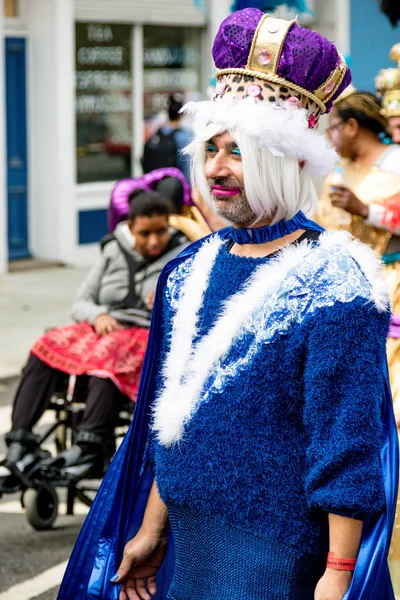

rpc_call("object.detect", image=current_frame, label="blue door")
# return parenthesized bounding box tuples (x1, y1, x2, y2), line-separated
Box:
(5, 38, 29, 259)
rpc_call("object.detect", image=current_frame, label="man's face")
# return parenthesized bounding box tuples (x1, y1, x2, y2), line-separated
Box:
(204, 132, 256, 226)
(389, 116, 400, 144)
(129, 214, 170, 259)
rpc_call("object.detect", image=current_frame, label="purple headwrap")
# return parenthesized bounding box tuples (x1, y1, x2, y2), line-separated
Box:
(108, 168, 192, 233)
(212, 8, 351, 112)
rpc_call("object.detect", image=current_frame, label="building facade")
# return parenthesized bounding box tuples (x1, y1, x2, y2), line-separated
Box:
(0, 0, 395, 273)
(0, 0, 210, 273)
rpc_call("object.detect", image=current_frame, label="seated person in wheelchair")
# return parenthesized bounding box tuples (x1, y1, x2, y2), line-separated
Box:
(0, 190, 188, 490)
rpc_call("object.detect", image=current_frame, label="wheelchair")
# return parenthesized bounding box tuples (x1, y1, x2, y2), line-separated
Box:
(1, 372, 132, 531)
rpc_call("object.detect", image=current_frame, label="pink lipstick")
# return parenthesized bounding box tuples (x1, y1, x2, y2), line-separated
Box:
(211, 185, 241, 197)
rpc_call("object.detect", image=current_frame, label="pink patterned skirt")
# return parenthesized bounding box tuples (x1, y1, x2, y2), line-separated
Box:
(31, 322, 149, 402)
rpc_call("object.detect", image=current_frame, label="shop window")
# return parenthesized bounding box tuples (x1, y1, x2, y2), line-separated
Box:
(75, 23, 132, 184)
(143, 26, 202, 140)
(4, 0, 19, 17)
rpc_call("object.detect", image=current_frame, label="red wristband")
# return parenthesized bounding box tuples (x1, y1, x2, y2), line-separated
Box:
(326, 552, 356, 571)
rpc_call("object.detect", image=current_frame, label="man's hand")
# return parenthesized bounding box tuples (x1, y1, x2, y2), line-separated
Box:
(330, 186, 369, 218)
(112, 482, 169, 599)
(94, 314, 122, 336)
(314, 569, 352, 600)
(112, 530, 168, 600)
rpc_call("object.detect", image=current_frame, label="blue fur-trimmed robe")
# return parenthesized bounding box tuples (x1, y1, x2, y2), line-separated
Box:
(57, 230, 398, 600)
(151, 230, 390, 599)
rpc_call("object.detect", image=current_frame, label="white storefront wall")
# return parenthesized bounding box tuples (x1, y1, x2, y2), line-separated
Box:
(0, 0, 350, 272)
(25, 0, 76, 265)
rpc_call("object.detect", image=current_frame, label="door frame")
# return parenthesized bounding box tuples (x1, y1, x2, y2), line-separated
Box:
(5, 35, 30, 260)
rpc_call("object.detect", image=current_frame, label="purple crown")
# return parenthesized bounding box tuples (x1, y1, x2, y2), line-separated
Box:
(212, 8, 351, 113)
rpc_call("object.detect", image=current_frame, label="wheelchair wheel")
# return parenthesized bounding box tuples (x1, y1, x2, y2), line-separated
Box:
(24, 486, 59, 531)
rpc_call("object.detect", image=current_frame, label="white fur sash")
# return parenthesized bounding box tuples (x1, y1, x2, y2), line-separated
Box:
(152, 231, 388, 447)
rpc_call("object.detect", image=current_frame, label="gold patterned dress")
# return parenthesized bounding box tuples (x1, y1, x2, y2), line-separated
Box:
(316, 153, 400, 596)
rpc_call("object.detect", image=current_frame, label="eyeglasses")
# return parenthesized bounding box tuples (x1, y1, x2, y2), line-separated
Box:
(326, 121, 345, 134)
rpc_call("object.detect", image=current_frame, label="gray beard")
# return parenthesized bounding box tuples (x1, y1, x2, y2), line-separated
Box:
(212, 194, 256, 226)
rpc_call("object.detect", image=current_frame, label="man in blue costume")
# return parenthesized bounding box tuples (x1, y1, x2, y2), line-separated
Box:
(58, 9, 399, 600)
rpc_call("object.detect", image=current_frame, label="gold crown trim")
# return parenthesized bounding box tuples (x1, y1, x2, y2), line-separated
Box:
(314, 55, 348, 105)
(247, 13, 270, 70)
(215, 68, 327, 113)
(247, 14, 297, 76)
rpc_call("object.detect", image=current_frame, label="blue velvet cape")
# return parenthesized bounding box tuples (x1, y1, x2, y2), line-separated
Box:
(57, 231, 399, 600)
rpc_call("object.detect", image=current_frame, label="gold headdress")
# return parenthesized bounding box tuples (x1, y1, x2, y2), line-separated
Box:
(375, 44, 400, 118)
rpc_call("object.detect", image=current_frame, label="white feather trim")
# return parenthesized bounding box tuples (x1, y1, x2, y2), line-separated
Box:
(153, 237, 314, 447)
(152, 236, 224, 445)
(319, 231, 389, 313)
(182, 98, 338, 177)
(153, 231, 389, 447)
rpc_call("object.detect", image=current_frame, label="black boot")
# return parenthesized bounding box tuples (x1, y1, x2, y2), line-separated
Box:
(4, 429, 38, 463)
(41, 430, 111, 479)
(0, 429, 40, 493)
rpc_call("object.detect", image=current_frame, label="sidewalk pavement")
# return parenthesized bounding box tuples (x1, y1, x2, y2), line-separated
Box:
(0, 266, 88, 381)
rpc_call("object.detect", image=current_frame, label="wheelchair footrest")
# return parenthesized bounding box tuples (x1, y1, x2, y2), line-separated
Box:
(40, 462, 95, 484)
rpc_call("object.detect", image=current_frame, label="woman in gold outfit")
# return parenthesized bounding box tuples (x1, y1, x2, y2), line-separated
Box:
(316, 89, 400, 597)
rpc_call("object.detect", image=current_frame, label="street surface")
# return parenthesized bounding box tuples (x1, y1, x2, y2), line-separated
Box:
(0, 379, 88, 600)
(0, 265, 94, 598)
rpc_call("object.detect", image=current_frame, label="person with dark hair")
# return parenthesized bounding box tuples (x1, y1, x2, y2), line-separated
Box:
(326, 91, 390, 155)
(167, 94, 183, 122)
(141, 94, 192, 179)
(0, 190, 188, 491)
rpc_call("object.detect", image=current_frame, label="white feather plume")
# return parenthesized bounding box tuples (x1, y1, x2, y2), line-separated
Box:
(182, 98, 338, 177)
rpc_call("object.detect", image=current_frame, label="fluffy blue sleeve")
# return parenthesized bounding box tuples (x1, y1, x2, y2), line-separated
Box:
(303, 296, 390, 519)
